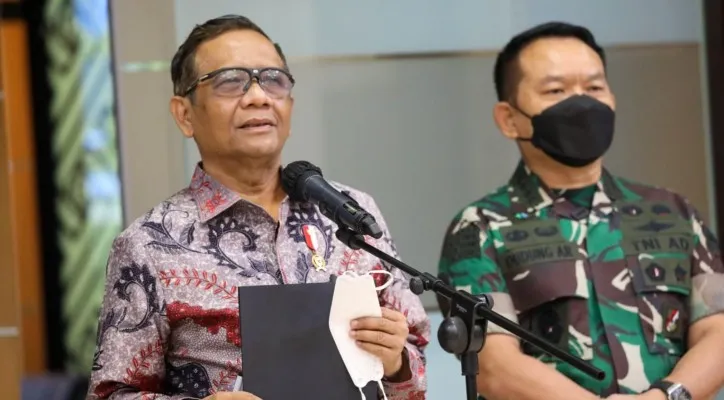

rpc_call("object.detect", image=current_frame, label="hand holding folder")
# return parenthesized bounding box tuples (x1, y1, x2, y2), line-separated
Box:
(237, 271, 397, 400)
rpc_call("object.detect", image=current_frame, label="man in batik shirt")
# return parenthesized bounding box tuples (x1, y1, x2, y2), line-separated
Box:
(88, 15, 429, 400)
(438, 22, 724, 400)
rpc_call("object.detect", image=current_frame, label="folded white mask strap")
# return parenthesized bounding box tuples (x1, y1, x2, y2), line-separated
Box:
(378, 380, 389, 400)
(366, 270, 394, 291)
(356, 381, 388, 400)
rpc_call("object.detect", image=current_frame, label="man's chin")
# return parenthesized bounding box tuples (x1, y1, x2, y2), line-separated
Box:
(230, 147, 284, 162)
(228, 136, 286, 156)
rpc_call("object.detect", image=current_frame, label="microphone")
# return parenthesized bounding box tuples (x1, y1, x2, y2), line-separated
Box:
(281, 161, 383, 239)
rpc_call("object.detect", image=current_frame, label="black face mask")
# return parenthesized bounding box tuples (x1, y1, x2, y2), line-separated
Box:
(516, 94, 616, 167)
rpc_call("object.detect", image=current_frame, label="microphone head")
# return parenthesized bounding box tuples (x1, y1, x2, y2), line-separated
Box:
(281, 160, 323, 202)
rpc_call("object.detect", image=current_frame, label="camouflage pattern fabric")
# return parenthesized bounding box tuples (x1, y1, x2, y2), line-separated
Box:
(437, 161, 724, 397)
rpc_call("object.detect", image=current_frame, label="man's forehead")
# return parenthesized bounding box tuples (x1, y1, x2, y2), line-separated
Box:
(195, 29, 283, 72)
(518, 37, 604, 79)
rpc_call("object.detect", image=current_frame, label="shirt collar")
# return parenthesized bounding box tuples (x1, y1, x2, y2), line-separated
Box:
(189, 163, 243, 222)
(507, 160, 623, 215)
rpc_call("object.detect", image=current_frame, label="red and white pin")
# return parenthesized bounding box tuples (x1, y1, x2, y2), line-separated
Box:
(302, 225, 327, 271)
(665, 309, 680, 333)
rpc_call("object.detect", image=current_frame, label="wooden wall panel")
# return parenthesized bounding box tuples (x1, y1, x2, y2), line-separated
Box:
(0, 27, 22, 398)
(0, 7, 48, 390)
(1, 3, 25, 399)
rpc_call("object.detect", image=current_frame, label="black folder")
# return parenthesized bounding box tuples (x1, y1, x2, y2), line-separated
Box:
(238, 279, 378, 399)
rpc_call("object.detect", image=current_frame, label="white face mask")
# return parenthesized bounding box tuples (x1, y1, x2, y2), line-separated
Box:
(328, 270, 394, 400)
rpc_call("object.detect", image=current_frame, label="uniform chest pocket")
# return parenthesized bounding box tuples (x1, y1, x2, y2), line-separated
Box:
(620, 202, 693, 356)
(499, 221, 593, 361)
(626, 255, 692, 356)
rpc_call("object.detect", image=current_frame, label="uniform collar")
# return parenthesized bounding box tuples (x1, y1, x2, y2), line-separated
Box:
(507, 160, 624, 217)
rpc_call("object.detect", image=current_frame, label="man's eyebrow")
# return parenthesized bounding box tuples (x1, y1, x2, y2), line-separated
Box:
(538, 72, 606, 84)
(539, 75, 565, 85)
(586, 72, 606, 81)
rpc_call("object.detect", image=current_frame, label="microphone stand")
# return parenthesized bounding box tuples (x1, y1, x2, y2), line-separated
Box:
(335, 228, 605, 400)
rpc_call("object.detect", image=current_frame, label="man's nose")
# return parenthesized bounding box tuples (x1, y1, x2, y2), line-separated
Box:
(572, 86, 586, 95)
(242, 80, 269, 106)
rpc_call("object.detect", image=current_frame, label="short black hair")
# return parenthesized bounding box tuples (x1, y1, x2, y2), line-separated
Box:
(171, 14, 288, 96)
(493, 21, 606, 102)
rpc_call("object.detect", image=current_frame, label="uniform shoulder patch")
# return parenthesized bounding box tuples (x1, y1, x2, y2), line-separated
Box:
(442, 223, 482, 264)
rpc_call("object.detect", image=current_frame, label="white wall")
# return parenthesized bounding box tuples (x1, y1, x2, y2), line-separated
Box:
(173, 0, 702, 57)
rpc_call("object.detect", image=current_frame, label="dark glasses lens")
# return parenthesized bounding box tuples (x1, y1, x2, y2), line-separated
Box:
(210, 68, 294, 98)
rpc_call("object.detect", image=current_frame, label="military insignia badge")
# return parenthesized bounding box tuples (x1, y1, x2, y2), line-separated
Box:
(303, 225, 327, 271)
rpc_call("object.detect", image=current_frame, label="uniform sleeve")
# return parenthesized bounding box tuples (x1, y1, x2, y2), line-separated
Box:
(87, 235, 178, 400)
(357, 195, 429, 400)
(685, 201, 724, 324)
(437, 205, 518, 335)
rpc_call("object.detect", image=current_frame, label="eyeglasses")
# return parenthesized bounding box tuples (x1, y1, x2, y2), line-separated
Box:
(183, 67, 295, 99)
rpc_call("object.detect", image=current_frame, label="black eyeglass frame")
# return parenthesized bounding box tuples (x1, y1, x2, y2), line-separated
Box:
(182, 67, 296, 97)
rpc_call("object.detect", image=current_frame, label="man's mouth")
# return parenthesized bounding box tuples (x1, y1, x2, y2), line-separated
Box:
(240, 119, 275, 129)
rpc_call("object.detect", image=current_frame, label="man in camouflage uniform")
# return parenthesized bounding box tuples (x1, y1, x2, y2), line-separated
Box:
(437, 22, 724, 400)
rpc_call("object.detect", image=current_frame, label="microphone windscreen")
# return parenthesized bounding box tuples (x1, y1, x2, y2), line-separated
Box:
(281, 160, 322, 201)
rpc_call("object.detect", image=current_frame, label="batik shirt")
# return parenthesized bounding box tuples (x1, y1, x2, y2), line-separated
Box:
(438, 161, 724, 397)
(88, 164, 430, 400)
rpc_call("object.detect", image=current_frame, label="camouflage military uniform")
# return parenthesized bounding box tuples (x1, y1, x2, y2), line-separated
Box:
(438, 161, 724, 397)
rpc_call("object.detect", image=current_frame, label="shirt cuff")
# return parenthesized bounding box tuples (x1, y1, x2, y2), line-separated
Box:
(381, 344, 426, 398)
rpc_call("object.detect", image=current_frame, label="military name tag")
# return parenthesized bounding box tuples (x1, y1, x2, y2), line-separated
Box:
(622, 233, 693, 256)
(502, 242, 578, 271)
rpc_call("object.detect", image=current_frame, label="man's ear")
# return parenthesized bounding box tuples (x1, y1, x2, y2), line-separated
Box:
(493, 101, 522, 140)
(170, 95, 194, 138)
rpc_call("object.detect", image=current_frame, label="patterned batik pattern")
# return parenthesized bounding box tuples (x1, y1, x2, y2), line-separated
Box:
(88, 164, 430, 400)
